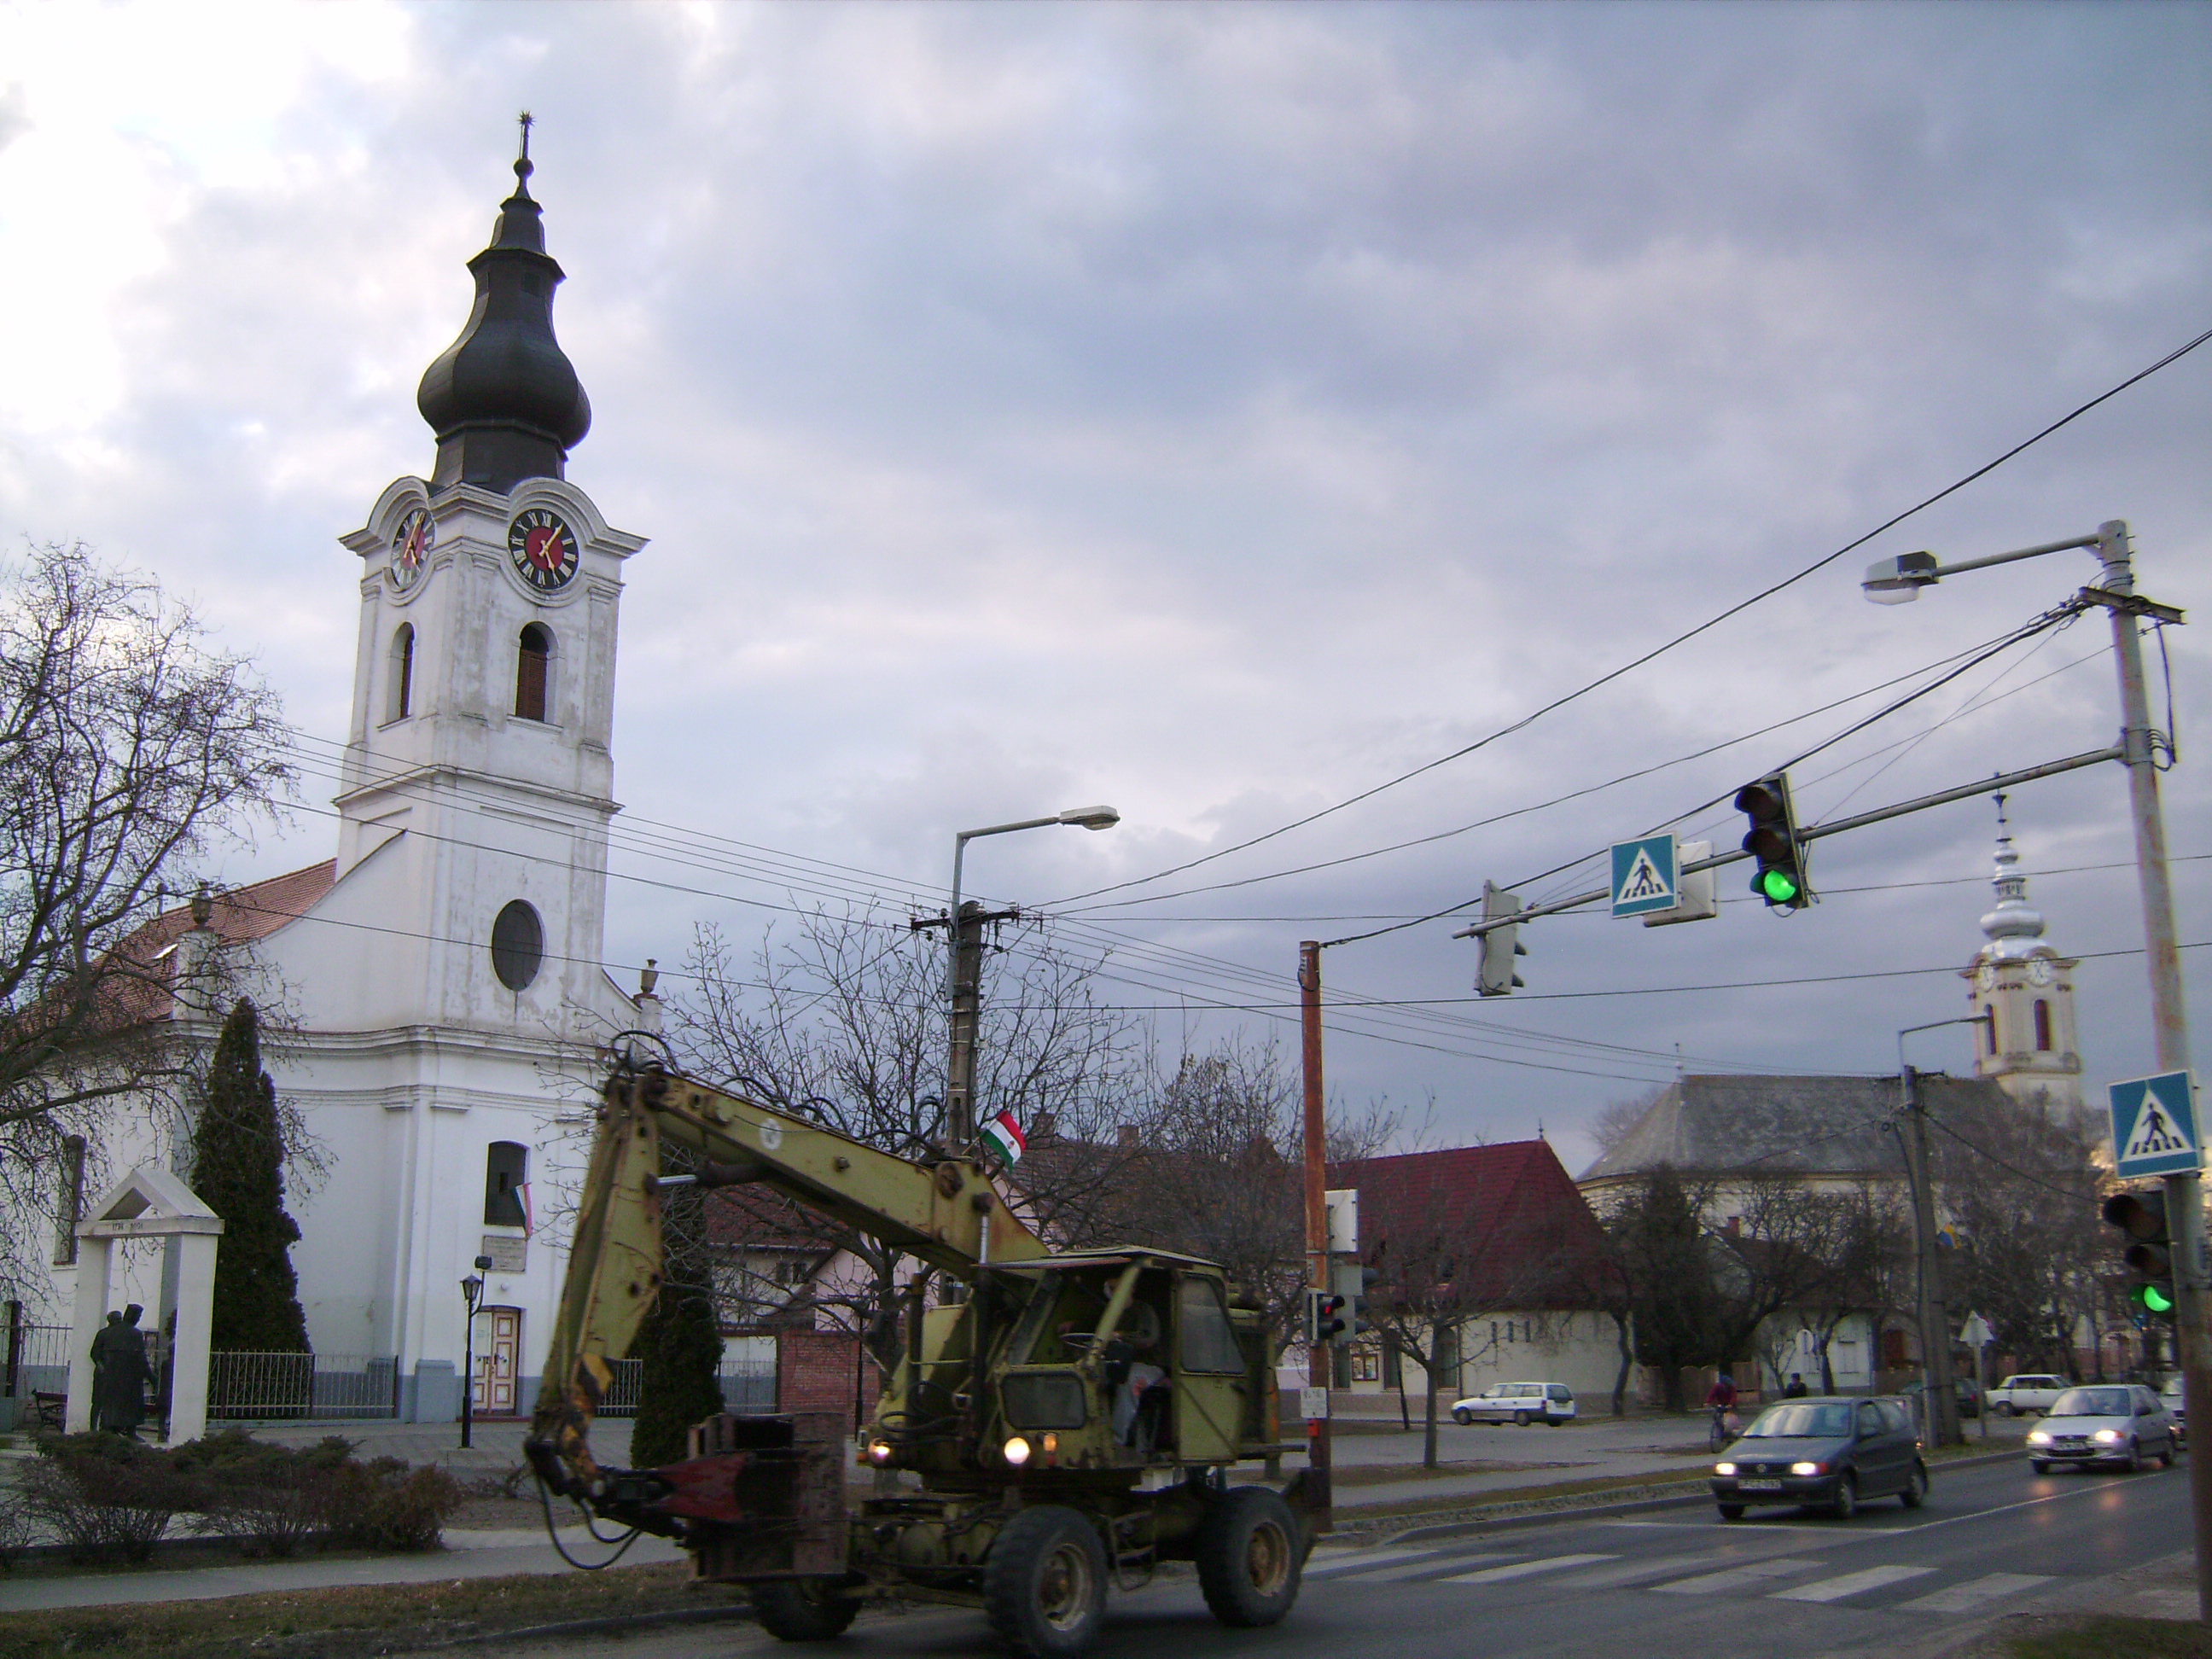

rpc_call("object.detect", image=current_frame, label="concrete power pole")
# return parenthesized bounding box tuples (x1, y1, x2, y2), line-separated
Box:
(1900, 1065, 1961, 1447)
(1300, 940, 1333, 1530)
(2094, 522, 2211, 1621)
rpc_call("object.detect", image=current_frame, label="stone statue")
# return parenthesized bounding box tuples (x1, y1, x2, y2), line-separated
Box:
(89, 1304, 153, 1438)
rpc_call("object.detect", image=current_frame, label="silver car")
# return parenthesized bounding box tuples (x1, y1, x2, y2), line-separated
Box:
(1451, 1382, 1577, 1426)
(2026, 1383, 2179, 1473)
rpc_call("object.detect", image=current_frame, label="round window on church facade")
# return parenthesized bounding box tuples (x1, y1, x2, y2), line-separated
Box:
(491, 900, 544, 991)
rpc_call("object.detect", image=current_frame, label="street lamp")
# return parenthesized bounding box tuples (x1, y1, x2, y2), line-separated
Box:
(1892, 1015, 1992, 1450)
(459, 1254, 492, 1450)
(1866, 521, 2209, 1610)
(940, 806, 1120, 1150)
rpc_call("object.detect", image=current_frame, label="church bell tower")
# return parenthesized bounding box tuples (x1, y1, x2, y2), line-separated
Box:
(331, 119, 643, 1036)
(1961, 797, 2083, 1118)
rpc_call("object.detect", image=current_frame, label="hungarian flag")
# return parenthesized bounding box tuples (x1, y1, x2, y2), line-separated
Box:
(981, 1109, 1026, 1169)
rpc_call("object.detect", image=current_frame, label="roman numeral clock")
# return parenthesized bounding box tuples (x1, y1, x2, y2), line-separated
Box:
(509, 507, 580, 592)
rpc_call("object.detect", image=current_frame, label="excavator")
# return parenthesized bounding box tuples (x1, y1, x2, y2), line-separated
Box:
(524, 1054, 1324, 1656)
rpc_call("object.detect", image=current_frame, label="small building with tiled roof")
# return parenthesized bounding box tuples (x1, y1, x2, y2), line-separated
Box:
(1325, 1139, 1625, 1404)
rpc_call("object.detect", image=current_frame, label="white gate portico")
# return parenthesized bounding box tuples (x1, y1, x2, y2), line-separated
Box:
(67, 1166, 223, 1444)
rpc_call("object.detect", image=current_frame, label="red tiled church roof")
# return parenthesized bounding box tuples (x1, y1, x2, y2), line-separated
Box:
(1330, 1140, 1615, 1308)
(100, 861, 336, 1027)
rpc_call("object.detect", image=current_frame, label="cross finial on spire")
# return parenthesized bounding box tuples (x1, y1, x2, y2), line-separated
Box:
(513, 111, 535, 195)
(1994, 790, 2009, 833)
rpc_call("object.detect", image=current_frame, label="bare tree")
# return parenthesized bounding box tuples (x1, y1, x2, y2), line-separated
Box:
(1586, 1086, 1665, 1157)
(668, 907, 1153, 1377)
(1929, 1091, 2104, 1378)
(0, 543, 293, 1304)
(1094, 1036, 1407, 1359)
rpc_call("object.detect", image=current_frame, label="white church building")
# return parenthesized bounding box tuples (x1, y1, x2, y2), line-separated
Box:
(27, 140, 652, 1423)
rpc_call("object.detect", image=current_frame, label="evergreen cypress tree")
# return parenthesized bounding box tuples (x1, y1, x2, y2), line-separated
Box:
(627, 1171, 725, 1467)
(190, 999, 311, 1353)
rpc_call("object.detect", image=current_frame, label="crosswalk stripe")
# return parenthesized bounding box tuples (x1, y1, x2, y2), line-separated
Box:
(1344, 1553, 1521, 1585)
(1441, 1552, 1617, 1586)
(1552, 1553, 1731, 1590)
(1655, 1557, 1826, 1596)
(1303, 1547, 1442, 1579)
(1896, 1573, 2053, 1614)
(1770, 1564, 1937, 1604)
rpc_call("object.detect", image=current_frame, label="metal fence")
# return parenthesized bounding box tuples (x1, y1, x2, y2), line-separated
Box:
(595, 1358, 777, 1417)
(207, 1352, 399, 1420)
(2, 1321, 73, 1412)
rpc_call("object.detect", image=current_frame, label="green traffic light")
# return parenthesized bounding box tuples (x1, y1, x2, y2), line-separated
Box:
(1758, 869, 1801, 904)
(2140, 1283, 2177, 1316)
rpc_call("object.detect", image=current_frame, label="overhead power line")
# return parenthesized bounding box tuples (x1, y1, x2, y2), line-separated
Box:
(1046, 322, 2212, 914)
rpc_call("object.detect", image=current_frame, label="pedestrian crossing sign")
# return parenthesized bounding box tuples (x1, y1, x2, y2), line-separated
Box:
(2110, 1070, 2202, 1178)
(1610, 834, 1679, 918)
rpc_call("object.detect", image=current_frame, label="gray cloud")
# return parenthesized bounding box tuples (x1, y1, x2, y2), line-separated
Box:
(3, 2, 2207, 1176)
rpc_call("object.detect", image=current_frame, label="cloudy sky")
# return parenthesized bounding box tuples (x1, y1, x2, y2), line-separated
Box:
(3, 1, 2209, 1173)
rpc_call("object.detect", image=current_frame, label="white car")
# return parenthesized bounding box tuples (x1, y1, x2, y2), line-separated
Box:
(1987, 1373, 2069, 1417)
(2162, 1376, 2186, 1444)
(1451, 1382, 1577, 1426)
(2027, 1383, 2179, 1472)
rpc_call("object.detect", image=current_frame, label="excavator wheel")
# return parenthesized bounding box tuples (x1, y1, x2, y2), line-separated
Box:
(983, 1505, 1107, 1657)
(1196, 1487, 1301, 1628)
(752, 1579, 859, 1642)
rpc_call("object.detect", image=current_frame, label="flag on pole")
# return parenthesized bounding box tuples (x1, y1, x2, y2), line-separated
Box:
(981, 1109, 1026, 1169)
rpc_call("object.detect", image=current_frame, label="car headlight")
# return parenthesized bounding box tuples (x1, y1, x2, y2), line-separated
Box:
(2093, 1429, 2122, 1445)
(1003, 1435, 1033, 1466)
(1790, 1461, 1825, 1476)
(2026, 1430, 2050, 1445)
(1713, 1462, 1737, 1476)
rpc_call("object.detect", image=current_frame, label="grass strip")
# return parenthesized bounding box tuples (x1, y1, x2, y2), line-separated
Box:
(2005, 1614, 2212, 1658)
(0, 1563, 742, 1659)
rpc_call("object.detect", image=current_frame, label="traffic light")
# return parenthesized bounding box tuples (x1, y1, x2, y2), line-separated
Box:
(1306, 1288, 1348, 1347)
(1735, 772, 1810, 911)
(2104, 1189, 2176, 1321)
(1477, 881, 1527, 996)
(1330, 1261, 1382, 1348)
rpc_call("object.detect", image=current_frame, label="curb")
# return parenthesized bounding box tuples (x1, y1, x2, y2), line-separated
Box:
(1335, 1446, 2031, 1549)
(428, 1604, 757, 1650)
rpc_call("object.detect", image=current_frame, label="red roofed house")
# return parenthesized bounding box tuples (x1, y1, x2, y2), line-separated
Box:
(1330, 1140, 1623, 1405)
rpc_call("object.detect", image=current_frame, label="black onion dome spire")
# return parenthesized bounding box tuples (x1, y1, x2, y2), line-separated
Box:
(417, 114, 591, 494)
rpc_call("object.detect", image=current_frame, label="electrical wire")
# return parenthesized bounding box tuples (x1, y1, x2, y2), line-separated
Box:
(1318, 597, 2087, 946)
(1043, 322, 2212, 913)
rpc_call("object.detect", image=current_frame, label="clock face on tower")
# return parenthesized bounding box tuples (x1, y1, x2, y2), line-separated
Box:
(2028, 958, 2054, 987)
(508, 509, 579, 592)
(391, 507, 434, 591)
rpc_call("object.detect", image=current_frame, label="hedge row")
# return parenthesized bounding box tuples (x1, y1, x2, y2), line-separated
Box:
(7, 1430, 465, 1565)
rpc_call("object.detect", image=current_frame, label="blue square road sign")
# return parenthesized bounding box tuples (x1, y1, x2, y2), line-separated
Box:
(1610, 834, 1679, 919)
(2110, 1070, 2201, 1179)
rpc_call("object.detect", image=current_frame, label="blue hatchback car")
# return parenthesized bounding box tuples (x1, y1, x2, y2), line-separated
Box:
(1710, 1396, 1929, 1520)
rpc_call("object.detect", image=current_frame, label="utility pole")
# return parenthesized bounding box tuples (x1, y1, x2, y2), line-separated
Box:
(1299, 940, 1332, 1530)
(911, 899, 1021, 1153)
(2093, 521, 2212, 1619)
(1899, 1065, 1961, 1447)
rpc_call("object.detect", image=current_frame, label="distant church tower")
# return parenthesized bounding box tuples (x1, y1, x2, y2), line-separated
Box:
(1962, 796, 2082, 1117)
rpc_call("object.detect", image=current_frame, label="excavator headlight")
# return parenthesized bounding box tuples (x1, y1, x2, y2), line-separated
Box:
(1002, 1435, 1033, 1468)
(866, 1440, 894, 1465)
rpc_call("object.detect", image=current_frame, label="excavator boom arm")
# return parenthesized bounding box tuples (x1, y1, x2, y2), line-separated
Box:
(528, 1065, 1045, 1499)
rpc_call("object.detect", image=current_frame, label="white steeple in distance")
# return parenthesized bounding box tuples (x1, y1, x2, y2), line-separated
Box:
(1962, 794, 2082, 1116)
(1976, 797, 2048, 962)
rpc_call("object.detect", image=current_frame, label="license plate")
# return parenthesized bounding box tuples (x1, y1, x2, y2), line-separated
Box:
(1738, 1478, 1784, 1491)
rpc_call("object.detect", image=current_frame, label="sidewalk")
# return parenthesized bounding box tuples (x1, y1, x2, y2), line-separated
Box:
(0, 1411, 2034, 1614)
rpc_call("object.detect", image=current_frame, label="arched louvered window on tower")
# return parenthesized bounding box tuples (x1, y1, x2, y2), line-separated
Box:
(389, 624, 414, 720)
(515, 624, 551, 722)
(2034, 998, 2052, 1052)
